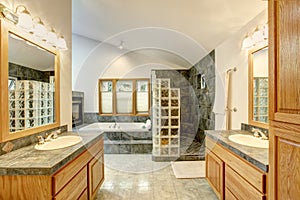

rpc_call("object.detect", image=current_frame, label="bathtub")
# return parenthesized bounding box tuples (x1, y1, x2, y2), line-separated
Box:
(79, 122, 150, 132)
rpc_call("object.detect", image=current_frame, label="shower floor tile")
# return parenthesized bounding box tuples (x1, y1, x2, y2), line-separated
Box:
(96, 154, 217, 200)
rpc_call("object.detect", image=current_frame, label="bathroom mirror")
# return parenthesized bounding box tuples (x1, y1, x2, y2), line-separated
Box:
(0, 19, 60, 142)
(248, 46, 268, 129)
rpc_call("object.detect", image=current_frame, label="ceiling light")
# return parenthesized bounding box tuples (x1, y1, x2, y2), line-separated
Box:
(56, 36, 68, 50)
(15, 5, 33, 31)
(118, 41, 124, 50)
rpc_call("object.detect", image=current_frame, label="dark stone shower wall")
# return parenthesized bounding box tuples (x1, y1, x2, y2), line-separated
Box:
(153, 50, 215, 157)
(190, 50, 215, 143)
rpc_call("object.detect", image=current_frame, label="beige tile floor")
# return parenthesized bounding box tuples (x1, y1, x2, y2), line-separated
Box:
(96, 154, 218, 200)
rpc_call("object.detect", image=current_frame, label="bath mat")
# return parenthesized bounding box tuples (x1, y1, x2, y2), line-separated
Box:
(171, 161, 205, 179)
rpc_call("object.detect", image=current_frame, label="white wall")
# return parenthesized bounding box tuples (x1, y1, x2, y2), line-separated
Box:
(3, 0, 72, 130)
(214, 9, 268, 130)
(72, 34, 191, 112)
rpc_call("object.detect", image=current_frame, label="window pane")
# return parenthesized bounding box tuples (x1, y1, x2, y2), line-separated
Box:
(116, 80, 133, 114)
(101, 81, 113, 114)
(136, 80, 148, 113)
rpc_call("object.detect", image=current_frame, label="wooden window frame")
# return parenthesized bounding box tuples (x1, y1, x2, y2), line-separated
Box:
(98, 78, 150, 116)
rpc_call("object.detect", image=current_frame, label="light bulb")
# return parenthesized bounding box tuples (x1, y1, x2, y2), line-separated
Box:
(16, 5, 33, 31)
(46, 28, 58, 45)
(252, 27, 264, 44)
(242, 35, 253, 49)
(33, 18, 47, 38)
(56, 36, 68, 50)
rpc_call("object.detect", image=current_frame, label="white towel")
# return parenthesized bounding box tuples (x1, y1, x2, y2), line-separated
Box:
(213, 69, 226, 130)
(145, 119, 151, 130)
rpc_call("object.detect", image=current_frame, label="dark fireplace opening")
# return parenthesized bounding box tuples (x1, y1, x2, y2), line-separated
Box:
(72, 91, 84, 127)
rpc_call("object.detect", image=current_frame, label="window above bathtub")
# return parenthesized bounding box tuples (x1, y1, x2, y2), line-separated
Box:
(98, 79, 150, 116)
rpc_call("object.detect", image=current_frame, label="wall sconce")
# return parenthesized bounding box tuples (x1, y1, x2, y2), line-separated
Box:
(0, 3, 68, 51)
(242, 23, 268, 50)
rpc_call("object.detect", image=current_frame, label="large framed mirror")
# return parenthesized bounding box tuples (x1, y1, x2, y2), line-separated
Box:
(0, 19, 60, 142)
(248, 46, 268, 129)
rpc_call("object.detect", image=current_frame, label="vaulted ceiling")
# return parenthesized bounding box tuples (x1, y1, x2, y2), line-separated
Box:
(73, 0, 267, 65)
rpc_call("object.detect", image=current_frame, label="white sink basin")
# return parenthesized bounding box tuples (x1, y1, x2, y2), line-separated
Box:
(35, 136, 82, 151)
(228, 134, 269, 148)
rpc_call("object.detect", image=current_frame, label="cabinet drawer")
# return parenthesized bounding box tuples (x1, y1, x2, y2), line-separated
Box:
(225, 165, 266, 200)
(53, 150, 90, 194)
(206, 137, 266, 193)
(53, 138, 103, 194)
(54, 166, 87, 200)
(78, 188, 88, 200)
(225, 187, 237, 200)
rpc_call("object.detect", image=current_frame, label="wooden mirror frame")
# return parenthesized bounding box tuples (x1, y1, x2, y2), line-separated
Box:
(0, 19, 60, 142)
(248, 45, 268, 129)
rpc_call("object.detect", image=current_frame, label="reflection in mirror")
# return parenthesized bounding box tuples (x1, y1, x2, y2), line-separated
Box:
(249, 46, 268, 128)
(8, 33, 55, 133)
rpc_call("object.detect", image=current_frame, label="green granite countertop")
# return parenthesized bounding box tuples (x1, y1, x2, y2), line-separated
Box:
(205, 130, 268, 172)
(0, 131, 103, 176)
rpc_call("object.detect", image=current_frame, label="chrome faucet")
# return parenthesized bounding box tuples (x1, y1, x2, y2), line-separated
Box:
(37, 136, 45, 145)
(252, 128, 268, 140)
(45, 130, 60, 142)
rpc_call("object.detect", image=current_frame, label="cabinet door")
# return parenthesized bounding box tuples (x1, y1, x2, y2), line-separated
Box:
(88, 150, 104, 200)
(205, 150, 224, 199)
(269, 0, 300, 124)
(269, 0, 300, 199)
(269, 125, 300, 200)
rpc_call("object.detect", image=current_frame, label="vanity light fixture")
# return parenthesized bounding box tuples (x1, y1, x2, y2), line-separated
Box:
(242, 34, 253, 50)
(252, 26, 264, 44)
(0, 3, 18, 24)
(46, 28, 58, 45)
(32, 17, 47, 38)
(56, 36, 68, 50)
(15, 5, 33, 31)
(242, 23, 268, 50)
(263, 24, 268, 40)
(0, 3, 68, 51)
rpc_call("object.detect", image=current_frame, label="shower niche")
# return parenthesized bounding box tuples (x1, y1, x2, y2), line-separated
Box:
(152, 78, 181, 161)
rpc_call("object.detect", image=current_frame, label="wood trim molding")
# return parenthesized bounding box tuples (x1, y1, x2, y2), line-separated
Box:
(0, 19, 61, 142)
(248, 45, 269, 130)
(98, 78, 150, 116)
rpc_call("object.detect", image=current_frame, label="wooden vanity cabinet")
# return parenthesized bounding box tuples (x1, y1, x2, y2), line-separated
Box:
(53, 138, 104, 200)
(0, 137, 104, 200)
(205, 137, 267, 200)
